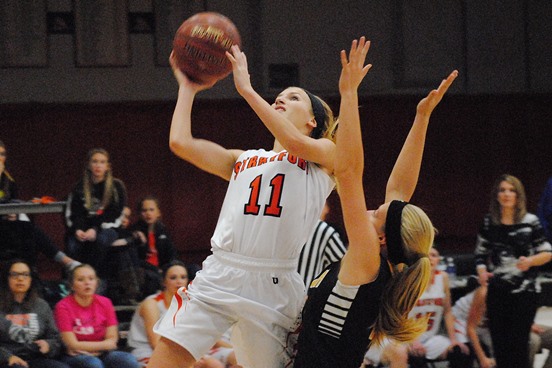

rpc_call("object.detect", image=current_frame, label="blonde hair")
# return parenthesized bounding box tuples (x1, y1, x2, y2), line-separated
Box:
(319, 98, 338, 143)
(83, 148, 117, 210)
(371, 204, 434, 345)
(489, 174, 527, 224)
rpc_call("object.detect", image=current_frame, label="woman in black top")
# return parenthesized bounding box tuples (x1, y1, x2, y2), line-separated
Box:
(475, 174, 552, 368)
(127, 196, 177, 298)
(65, 148, 127, 279)
(130, 196, 176, 269)
(292, 38, 458, 367)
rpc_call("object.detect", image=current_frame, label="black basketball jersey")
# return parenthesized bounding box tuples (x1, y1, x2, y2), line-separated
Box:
(294, 257, 392, 367)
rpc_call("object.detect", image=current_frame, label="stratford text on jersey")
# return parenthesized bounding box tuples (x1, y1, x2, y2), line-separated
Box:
(233, 151, 308, 180)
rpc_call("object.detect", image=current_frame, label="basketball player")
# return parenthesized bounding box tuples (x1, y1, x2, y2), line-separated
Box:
(292, 38, 458, 367)
(147, 43, 339, 367)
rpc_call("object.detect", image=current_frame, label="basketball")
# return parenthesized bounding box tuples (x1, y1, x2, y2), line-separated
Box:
(173, 12, 241, 85)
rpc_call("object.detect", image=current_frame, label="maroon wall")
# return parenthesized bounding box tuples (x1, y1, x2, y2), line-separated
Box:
(2, 94, 551, 278)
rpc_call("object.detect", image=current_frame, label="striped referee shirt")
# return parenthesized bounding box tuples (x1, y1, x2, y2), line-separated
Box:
(298, 220, 347, 287)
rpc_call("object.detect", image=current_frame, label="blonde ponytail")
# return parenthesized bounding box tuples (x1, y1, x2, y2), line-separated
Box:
(371, 204, 435, 345)
(371, 257, 431, 345)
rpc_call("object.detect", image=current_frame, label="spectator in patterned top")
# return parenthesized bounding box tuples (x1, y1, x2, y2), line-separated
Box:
(463, 282, 552, 368)
(475, 174, 552, 368)
(297, 199, 347, 287)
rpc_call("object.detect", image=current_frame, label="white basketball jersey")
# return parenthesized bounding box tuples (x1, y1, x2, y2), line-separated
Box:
(409, 271, 446, 341)
(452, 290, 475, 343)
(211, 149, 335, 260)
(127, 292, 167, 349)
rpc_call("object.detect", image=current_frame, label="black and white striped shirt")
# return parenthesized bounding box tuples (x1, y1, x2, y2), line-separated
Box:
(475, 213, 552, 293)
(297, 220, 347, 287)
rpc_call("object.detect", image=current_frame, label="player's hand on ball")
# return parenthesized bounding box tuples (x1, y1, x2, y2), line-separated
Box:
(169, 51, 216, 92)
(226, 45, 253, 97)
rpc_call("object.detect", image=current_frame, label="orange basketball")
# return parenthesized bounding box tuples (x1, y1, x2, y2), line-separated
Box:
(173, 12, 241, 85)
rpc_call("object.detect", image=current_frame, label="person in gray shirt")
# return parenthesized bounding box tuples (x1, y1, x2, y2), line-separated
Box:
(0, 259, 68, 368)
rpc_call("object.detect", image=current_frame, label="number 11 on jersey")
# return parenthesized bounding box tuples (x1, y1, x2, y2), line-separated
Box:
(244, 174, 285, 217)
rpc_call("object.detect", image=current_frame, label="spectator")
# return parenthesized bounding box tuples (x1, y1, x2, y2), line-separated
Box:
(106, 206, 142, 305)
(128, 261, 237, 368)
(297, 200, 347, 287)
(465, 283, 552, 368)
(0, 213, 80, 272)
(475, 174, 552, 368)
(64, 148, 127, 279)
(111, 197, 177, 301)
(0, 259, 69, 368)
(129, 196, 177, 297)
(121, 206, 132, 229)
(0, 140, 17, 203)
(54, 264, 138, 368)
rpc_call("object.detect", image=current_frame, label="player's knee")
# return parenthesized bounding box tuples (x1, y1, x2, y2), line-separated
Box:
(148, 337, 196, 368)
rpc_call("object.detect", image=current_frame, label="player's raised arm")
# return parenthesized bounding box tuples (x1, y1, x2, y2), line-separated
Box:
(168, 52, 243, 181)
(385, 70, 458, 203)
(226, 45, 336, 171)
(334, 37, 379, 283)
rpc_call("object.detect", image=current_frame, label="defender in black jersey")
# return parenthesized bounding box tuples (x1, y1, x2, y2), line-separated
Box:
(293, 38, 458, 367)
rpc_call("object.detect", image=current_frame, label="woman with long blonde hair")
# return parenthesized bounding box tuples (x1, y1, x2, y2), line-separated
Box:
(65, 148, 127, 279)
(292, 37, 458, 367)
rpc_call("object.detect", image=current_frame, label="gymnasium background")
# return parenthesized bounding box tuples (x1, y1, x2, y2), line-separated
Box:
(1, 1, 551, 277)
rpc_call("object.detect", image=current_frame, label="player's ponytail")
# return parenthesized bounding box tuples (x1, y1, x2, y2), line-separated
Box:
(371, 256, 431, 345)
(371, 204, 434, 345)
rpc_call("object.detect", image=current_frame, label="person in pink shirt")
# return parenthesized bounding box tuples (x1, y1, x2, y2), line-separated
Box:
(54, 264, 138, 368)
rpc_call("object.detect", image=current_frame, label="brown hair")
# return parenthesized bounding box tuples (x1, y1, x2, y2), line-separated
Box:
(137, 195, 161, 215)
(489, 174, 527, 224)
(0, 259, 40, 312)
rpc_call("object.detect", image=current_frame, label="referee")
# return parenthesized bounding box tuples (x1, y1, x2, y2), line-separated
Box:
(297, 201, 347, 286)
